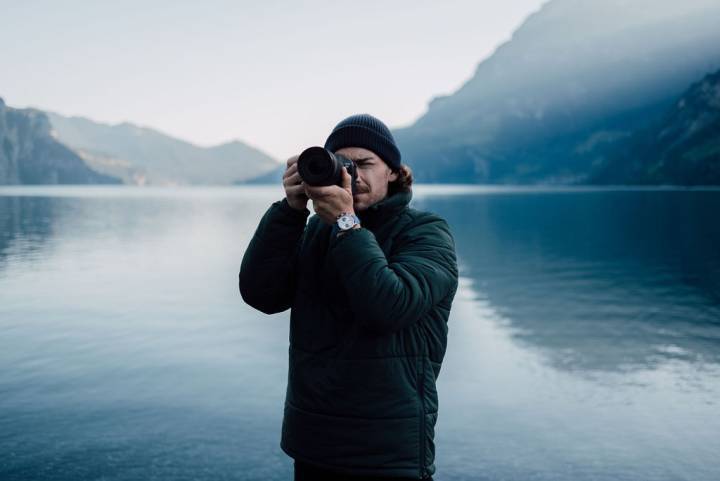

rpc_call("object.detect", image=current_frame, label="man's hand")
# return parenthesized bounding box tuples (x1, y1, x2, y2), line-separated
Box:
(283, 155, 309, 211)
(304, 167, 355, 225)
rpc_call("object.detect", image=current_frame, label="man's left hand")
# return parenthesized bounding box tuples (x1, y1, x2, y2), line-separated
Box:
(304, 167, 354, 224)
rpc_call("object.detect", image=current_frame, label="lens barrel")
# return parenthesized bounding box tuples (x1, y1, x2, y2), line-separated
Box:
(297, 147, 340, 186)
(297, 147, 356, 192)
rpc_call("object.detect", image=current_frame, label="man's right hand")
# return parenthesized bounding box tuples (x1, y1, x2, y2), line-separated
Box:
(283, 155, 309, 211)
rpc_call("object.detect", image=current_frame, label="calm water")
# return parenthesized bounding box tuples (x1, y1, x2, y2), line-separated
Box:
(1, 185, 719, 481)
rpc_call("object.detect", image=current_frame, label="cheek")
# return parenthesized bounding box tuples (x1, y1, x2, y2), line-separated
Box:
(358, 168, 388, 191)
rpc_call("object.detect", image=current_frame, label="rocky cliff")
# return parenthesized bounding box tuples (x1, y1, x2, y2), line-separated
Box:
(0, 98, 120, 185)
(394, 0, 720, 184)
(591, 69, 720, 185)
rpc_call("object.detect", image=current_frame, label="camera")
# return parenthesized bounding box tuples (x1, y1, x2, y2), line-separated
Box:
(297, 146, 358, 194)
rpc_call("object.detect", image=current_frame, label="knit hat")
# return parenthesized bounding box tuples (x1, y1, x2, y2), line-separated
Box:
(324, 114, 402, 170)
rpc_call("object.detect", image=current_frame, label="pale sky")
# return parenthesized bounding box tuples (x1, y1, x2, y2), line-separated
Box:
(0, 0, 545, 161)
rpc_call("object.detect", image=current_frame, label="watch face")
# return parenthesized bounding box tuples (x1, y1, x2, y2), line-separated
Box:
(338, 214, 355, 230)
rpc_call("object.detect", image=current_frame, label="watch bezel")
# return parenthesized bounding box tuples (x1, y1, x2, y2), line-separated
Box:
(336, 212, 359, 231)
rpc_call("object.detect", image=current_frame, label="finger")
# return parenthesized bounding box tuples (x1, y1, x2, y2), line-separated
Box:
(286, 155, 299, 167)
(305, 184, 338, 197)
(286, 184, 307, 197)
(283, 171, 302, 186)
(283, 162, 298, 179)
(342, 167, 351, 191)
(303, 185, 322, 197)
(286, 184, 306, 194)
(306, 189, 331, 200)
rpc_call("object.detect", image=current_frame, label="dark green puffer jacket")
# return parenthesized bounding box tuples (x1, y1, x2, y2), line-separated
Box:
(239, 189, 458, 479)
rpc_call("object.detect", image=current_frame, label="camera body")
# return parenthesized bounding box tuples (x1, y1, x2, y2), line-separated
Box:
(297, 146, 358, 194)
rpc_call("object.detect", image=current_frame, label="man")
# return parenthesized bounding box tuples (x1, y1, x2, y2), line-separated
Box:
(239, 114, 458, 480)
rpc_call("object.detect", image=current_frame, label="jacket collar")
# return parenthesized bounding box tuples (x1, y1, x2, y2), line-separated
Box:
(357, 189, 412, 230)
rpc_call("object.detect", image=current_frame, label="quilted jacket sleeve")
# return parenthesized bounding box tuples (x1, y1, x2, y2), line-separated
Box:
(239, 198, 309, 314)
(328, 213, 458, 335)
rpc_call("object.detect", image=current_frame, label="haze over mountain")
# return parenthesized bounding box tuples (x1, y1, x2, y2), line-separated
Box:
(394, 0, 720, 184)
(46, 112, 280, 186)
(591, 69, 720, 185)
(0, 98, 119, 185)
(5, 0, 719, 187)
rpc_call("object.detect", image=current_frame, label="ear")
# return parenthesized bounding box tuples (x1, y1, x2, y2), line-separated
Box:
(389, 169, 399, 182)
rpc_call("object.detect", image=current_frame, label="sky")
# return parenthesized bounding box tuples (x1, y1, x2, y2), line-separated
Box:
(0, 0, 546, 161)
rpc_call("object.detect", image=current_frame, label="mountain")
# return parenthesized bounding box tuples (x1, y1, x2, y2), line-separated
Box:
(394, 0, 720, 184)
(0, 98, 120, 185)
(590, 69, 720, 185)
(45, 112, 281, 185)
(235, 164, 285, 185)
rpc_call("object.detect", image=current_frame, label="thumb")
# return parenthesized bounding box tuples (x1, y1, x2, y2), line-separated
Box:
(342, 167, 352, 191)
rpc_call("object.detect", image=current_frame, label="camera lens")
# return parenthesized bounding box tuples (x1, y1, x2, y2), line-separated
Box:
(307, 156, 330, 176)
(298, 146, 341, 186)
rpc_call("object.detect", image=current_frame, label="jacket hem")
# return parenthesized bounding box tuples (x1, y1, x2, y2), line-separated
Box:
(281, 442, 425, 479)
(281, 402, 426, 478)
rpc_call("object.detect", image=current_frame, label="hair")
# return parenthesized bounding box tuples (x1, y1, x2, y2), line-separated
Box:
(388, 164, 414, 195)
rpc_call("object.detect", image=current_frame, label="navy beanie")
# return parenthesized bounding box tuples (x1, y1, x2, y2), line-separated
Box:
(324, 114, 402, 170)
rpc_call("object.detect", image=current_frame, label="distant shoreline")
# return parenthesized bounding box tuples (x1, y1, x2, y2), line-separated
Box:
(2, 184, 720, 199)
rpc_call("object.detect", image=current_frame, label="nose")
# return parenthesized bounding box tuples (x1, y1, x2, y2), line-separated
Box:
(354, 177, 369, 192)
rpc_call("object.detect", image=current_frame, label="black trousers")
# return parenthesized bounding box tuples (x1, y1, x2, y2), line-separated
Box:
(294, 460, 434, 481)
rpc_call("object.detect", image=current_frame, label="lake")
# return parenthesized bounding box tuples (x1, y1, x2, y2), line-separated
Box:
(1, 185, 719, 481)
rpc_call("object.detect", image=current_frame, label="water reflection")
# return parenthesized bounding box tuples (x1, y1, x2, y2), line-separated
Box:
(0, 186, 293, 481)
(0, 196, 56, 270)
(1, 186, 719, 481)
(414, 189, 720, 373)
(436, 276, 720, 481)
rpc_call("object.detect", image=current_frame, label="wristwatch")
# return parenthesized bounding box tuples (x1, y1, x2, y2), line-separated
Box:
(335, 212, 360, 232)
